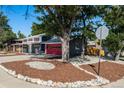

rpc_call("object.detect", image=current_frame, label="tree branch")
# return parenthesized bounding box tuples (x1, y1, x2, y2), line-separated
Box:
(45, 6, 64, 32)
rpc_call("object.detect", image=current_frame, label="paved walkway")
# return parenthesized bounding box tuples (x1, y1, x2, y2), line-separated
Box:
(0, 55, 31, 63)
(102, 77, 124, 88)
(0, 67, 45, 88)
(0, 55, 124, 88)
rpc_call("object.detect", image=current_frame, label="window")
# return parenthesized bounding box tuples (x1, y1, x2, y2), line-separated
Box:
(34, 38, 39, 41)
(23, 39, 27, 42)
(42, 36, 51, 41)
(28, 38, 32, 41)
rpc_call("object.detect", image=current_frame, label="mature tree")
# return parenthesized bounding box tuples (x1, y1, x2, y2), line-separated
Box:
(33, 6, 83, 62)
(0, 12, 10, 30)
(31, 23, 44, 35)
(103, 6, 124, 60)
(17, 30, 26, 39)
(0, 8, 18, 50)
(32, 5, 101, 61)
(79, 6, 100, 57)
(0, 12, 16, 49)
(103, 31, 124, 60)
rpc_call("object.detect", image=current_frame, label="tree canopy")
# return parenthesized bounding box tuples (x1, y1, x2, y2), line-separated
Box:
(0, 12, 17, 46)
(33, 6, 81, 61)
(102, 6, 124, 60)
(17, 30, 26, 39)
(32, 5, 100, 61)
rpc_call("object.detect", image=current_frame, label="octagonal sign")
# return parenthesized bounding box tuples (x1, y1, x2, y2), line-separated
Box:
(96, 26, 109, 40)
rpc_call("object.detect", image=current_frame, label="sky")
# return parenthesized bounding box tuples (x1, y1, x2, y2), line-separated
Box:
(1, 5, 104, 37)
(1, 5, 38, 37)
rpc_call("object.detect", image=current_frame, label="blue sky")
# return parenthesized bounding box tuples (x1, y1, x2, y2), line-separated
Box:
(1, 5, 38, 37)
(1, 5, 104, 37)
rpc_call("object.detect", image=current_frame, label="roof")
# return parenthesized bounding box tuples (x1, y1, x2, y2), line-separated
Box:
(42, 36, 62, 44)
(22, 33, 45, 40)
(14, 39, 23, 42)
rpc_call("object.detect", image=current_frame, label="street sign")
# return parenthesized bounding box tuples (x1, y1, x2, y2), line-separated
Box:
(96, 26, 109, 40)
(95, 26, 109, 76)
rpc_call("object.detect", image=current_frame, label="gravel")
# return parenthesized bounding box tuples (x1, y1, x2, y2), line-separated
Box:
(25, 61, 55, 70)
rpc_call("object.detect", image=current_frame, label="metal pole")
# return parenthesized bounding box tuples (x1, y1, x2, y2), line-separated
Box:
(98, 29, 102, 76)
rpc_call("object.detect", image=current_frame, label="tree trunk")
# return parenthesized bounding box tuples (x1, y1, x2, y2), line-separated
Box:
(81, 36, 87, 60)
(81, 36, 85, 59)
(115, 48, 123, 61)
(81, 16, 87, 60)
(60, 34, 70, 62)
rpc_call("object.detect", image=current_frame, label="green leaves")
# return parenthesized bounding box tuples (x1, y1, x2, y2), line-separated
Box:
(104, 32, 120, 53)
(32, 6, 100, 38)
(17, 31, 26, 39)
(102, 6, 124, 54)
(0, 12, 16, 45)
(0, 12, 10, 30)
(103, 6, 124, 33)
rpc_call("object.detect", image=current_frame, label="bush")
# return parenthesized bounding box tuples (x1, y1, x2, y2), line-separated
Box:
(103, 32, 123, 59)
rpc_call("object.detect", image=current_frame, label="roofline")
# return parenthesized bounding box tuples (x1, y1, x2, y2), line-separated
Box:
(21, 33, 46, 40)
(42, 42, 62, 44)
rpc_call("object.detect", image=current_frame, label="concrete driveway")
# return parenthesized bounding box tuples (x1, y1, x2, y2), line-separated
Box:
(0, 55, 31, 63)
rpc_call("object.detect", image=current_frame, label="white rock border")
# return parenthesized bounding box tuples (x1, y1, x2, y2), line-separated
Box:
(0, 64, 110, 88)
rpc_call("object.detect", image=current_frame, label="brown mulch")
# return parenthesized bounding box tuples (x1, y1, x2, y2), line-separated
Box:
(1, 60, 96, 83)
(80, 62, 124, 82)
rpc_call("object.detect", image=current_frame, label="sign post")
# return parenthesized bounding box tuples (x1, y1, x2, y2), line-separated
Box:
(95, 26, 109, 76)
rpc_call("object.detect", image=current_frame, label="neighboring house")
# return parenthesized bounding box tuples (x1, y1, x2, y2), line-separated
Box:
(7, 39, 23, 53)
(7, 34, 83, 57)
(22, 34, 50, 54)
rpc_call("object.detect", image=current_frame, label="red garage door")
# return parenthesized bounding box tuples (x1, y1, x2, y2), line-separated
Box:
(46, 44, 62, 55)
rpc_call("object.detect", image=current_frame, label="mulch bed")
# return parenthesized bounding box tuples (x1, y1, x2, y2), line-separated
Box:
(1, 60, 96, 83)
(80, 62, 124, 82)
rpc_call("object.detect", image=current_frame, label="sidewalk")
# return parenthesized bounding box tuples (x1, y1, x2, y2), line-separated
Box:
(0, 67, 44, 88)
(0, 55, 31, 63)
(102, 78, 124, 88)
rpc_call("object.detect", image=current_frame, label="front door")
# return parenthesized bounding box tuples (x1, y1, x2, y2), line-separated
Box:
(41, 44, 45, 53)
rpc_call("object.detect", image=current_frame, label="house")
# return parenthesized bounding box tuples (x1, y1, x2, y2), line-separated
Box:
(42, 36, 62, 56)
(22, 34, 50, 54)
(42, 36, 83, 57)
(7, 39, 23, 53)
(8, 34, 83, 57)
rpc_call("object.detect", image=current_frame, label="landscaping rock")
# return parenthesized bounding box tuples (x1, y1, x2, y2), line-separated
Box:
(30, 78, 38, 83)
(17, 74, 24, 79)
(11, 71, 16, 75)
(37, 79, 42, 85)
(47, 80, 53, 85)
(26, 77, 31, 82)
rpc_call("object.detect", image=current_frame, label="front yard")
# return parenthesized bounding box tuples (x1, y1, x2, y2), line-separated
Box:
(0, 56, 124, 87)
